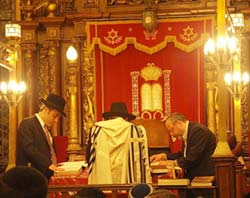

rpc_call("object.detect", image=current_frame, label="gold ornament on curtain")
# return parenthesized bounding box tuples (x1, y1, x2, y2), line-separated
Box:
(141, 63, 162, 81)
(141, 83, 152, 111)
(152, 83, 162, 111)
(141, 83, 163, 112)
(131, 63, 171, 119)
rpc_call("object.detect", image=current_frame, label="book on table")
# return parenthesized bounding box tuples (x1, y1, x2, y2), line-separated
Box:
(54, 161, 88, 176)
(191, 176, 215, 187)
(158, 178, 190, 186)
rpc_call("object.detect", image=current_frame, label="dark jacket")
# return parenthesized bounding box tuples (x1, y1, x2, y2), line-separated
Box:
(167, 122, 216, 180)
(16, 116, 54, 179)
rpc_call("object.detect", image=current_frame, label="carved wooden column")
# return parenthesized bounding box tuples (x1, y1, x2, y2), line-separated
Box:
(40, 17, 65, 135)
(64, 20, 92, 160)
(72, 20, 96, 155)
(82, 38, 95, 148)
(240, 33, 250, 159)
(22, 46, 37, 116)
(20, 22, 39, 118)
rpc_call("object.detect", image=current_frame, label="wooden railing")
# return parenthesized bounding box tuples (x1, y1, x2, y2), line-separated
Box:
(49, 184, 133, 198)
(48, 183, 217, 198)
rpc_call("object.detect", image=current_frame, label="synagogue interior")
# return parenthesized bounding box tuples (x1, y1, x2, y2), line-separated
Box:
(1, 0, 250, 197)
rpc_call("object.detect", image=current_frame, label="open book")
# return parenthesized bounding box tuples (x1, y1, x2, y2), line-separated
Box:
(191, 176, 215, 187)
(151, 161, 188, 185)
(151, 164, 182, 174)
(151, 164, 169, 174)
(150, 161, 182, 175)
(54, 161, 88, 176)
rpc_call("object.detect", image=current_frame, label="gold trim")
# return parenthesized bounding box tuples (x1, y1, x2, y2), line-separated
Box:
(153, 111, 164, 120)
(141, 63, 162, 81)
(100, 50, 105, 115)
(141, 111, 152, 119)
(197, 48, 201, 123)
(88, 34, 209, 56)
(86, 17, 214, 56)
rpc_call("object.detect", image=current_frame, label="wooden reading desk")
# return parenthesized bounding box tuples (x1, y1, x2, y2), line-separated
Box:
(48, 172, 216, 198)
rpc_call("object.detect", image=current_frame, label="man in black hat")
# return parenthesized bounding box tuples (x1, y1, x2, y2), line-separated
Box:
(86, 102, 151, 184)
(16, 93, 66, 179)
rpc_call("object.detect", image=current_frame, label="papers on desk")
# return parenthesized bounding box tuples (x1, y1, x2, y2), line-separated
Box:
(54, 161, 88, 176)
(150, 161, 182, 174)
(151, 164, 182, 174)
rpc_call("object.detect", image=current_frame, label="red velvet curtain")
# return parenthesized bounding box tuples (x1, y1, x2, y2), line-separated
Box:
(87, 17, 214, 124)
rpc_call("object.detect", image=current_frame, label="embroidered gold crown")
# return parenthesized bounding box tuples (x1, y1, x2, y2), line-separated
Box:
(140, 63, 162, 81)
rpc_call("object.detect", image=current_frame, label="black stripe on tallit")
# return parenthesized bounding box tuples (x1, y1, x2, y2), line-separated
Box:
(134, 125, 146, 182)
(88, 126, 102, 174)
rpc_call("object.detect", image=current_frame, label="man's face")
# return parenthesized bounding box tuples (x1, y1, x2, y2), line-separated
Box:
(165, 120, 183, 139)
(43, 107, 62, 127)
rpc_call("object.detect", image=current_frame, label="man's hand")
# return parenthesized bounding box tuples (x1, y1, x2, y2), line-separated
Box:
(150, 153, 167, 162)
(49, 164, 64, 172)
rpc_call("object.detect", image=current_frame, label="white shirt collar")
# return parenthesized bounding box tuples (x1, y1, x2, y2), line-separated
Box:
(35, 113, 45, 128)
(182, 120, 189, 141)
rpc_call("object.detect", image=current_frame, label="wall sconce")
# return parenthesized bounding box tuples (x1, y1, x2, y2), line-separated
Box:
(5, 24, 21, 39)
(224, 72, 249, 99)
(66, 46, 78, 62)
(0, 80, 26, 106)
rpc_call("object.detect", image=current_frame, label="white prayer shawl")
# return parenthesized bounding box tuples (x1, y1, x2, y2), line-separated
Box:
(88, 117, 151, 184)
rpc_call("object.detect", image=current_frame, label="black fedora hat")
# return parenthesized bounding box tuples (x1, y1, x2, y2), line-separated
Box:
(102, 102, 136, 121)
(40, 93, 66, 117)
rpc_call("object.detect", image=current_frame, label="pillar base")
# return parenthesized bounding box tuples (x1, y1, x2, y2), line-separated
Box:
(5, 163, 15, 171)
(67, 141, 82, 161)
(212, 156, 236, 198)
(212, 140, 234, 157)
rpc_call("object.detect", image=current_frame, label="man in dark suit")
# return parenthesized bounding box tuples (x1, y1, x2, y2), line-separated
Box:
(16, 93, 66, 179)
(150, 112, 217, 198)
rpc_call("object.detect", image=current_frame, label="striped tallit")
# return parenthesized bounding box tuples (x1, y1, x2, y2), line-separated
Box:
(88, 117, 151, 184)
